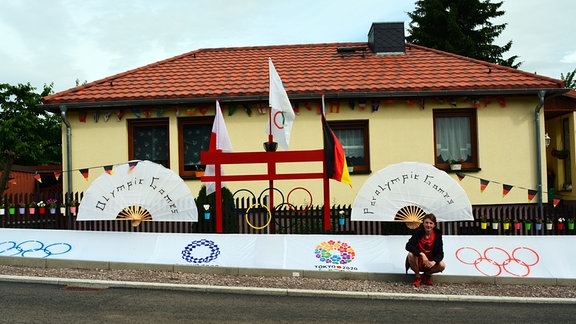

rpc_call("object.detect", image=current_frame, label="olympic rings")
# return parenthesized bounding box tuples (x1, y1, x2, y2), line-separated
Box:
(0, 240, 73, 258)
(287, 187, 313, 213)
(273, 111, 286, 129)
(245, 203, 272, 230)
(258, 188, 285, 206)
(274, 202, 298, 230)
(231, 189, 256, 215)
(455, 246, 540, 277)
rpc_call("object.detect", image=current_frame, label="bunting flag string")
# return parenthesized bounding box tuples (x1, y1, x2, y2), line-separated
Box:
(33, 173, 42, 183)
(456, 172, 558, 206)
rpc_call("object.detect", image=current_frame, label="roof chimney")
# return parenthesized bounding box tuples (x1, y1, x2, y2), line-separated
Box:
(368, 22, 405, 55)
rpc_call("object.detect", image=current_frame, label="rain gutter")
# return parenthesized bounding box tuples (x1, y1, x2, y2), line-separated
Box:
(41, 88, 568, 111)
(535, 91, 546, 218)
(59, 105, 73, 229)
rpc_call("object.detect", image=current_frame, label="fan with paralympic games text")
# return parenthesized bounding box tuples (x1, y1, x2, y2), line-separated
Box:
(351, 161, 473, 228)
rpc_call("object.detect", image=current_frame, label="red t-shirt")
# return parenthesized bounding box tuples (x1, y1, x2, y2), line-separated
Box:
(417, 230, 436, 261)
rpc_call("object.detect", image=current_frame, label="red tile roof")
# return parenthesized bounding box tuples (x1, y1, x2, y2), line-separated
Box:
(42, 42, 566, 108)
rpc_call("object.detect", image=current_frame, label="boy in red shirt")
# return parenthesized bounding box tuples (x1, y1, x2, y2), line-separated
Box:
(405, 213, 446, 287)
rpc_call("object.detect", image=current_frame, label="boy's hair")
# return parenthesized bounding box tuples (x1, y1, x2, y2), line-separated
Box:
(423, 213, 437, 225)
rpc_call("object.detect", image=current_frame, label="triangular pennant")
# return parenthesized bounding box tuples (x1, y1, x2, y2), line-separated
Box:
(33, 173, 42, 183)
(131, 108, 141, 118)
(79, 112, 87, 123)
(480, 179, 489, 192)
(186, 108, 197, 115)
(371, 100, 379, 112)
(502, 184, 513, 198)
(156, 108, 165, 117)
(104, 111, 112, 122)
(93, 111, 100, 123)
(293, 103, 300, 115)
(528, 189, 538, 202)
(54, 171, 61, 181)
(104, 165, 114, 175)
(455, 172, 465, 181)
(79, 168, 89, 181)
(553, 196, 561, 207)
(243, 104, 252, 117)
(228, 105, 237, 116)
(348, 100, 355, 110)
(199, 106, 209, 115)
(128, 161, 139, 171)
(8, 178, 16, 185)
(117, 110, 125, 121)
(144, 109, 151, 118)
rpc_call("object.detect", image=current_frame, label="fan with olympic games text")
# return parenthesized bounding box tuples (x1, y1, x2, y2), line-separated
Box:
(77, 160, 198, 226)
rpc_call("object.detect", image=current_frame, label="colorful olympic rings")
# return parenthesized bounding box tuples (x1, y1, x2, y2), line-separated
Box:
(258, 188, 285, 206)
(231, 189, 256, 215)
(245, 203, 272, 230)
(287, 187, 313, 213)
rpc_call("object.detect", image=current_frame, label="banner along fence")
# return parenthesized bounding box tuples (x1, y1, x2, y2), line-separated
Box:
(2, 192, 576, 235)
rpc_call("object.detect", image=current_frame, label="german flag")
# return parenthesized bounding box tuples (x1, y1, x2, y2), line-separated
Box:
(502, 184, 513, 197)
(322, 113, 352, 187)
(79, 168, 89, 181)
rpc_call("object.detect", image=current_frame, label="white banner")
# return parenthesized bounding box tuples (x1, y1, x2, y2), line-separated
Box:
(0, 228, 574, 279)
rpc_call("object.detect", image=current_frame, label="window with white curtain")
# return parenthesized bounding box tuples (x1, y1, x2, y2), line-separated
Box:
(433, 109, 478, 169)
(330, 120, 370, 173)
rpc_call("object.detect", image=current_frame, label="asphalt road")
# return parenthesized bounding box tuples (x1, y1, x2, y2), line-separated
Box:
(1, 281, 575, 323)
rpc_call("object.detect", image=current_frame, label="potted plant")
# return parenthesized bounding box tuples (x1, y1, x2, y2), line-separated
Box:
(524, 218, 532, 231)
(491, 218, 499, 230)
(535, 218, 543, 231)
(47, 199, 58, 214)
(28, 201, 37, 215)
(37, 201, 46, 214)
(546, 218, 554, 230)
(67, 200, 78, 215)
(8, 203, 16, 215)
(450, 158, 464, 171)
(513, 218, 521, 230)
(479, 215, 488, 229)
(502, 217, 510, 230)
(338, 210, 346, 226)
(18, 202, 26, 215)
(558, 218, 565, 231)
(568, 218, 575, 231)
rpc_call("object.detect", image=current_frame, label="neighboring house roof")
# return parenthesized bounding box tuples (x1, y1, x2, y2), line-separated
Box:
(545, 89, 576, 120)
(42, 34, 566, 110)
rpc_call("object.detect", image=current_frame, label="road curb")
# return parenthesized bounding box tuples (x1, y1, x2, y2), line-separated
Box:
(1, 274, 575, 304)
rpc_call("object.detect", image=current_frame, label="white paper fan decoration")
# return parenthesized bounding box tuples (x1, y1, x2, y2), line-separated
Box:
(351, 162, 473, 224)
(77, 160, 198, 225)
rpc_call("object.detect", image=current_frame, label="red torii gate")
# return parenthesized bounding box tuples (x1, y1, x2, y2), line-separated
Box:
(200, 149, 331, 233)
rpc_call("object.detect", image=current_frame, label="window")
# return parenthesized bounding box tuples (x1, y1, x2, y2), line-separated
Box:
(178, 117, 212, 178)
(563, 118, 571, 188)
(433, 109, 478, 170)
(330, 120, 370, 173)
(128, 119, 169, 167)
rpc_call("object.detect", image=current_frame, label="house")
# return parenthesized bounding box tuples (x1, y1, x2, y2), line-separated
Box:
(41, 22, 570, 212)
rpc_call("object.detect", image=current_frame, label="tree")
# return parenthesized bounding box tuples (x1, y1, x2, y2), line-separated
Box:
(406, 0, 521, 68)
(0, 83, 61, 196)
(561, 68, 576, 89)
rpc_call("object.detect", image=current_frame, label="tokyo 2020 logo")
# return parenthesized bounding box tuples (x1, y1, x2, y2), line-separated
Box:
(314, 240, 357, 271)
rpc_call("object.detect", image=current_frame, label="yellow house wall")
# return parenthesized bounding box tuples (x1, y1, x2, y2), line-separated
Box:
(62, 96, 546, 207)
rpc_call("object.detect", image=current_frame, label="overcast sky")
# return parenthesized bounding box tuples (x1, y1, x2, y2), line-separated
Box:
(1, 0, 575, 93)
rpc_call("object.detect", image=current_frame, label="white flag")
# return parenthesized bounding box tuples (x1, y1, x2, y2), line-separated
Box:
(267, 58, 295, 151)
(205, 100, 233, 196)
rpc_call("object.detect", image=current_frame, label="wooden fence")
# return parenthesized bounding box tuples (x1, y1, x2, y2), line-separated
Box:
(2, 191, 576, 236)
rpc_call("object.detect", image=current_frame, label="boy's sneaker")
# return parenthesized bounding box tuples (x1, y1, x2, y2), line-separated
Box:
(423, 274, 433, 286)
(412, 275, 422, 287)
